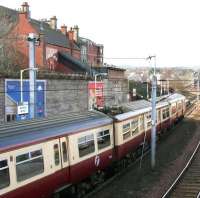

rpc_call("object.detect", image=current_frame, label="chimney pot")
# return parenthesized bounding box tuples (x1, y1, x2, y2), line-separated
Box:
(21, 2, 29, 13)
(19, 2, 30, 18)
(61, 25, 67, 35)
(49, 16, 57, 30)
(68, 28, 74, 42)
(73, 25, 79, 42)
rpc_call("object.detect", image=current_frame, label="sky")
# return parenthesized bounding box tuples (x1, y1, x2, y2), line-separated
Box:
(1, 0, 200, 68)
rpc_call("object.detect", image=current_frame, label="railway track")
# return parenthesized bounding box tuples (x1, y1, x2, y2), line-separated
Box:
(162, 141, 200, 198)
(161, 102, 200, 198)
(82, 102, 198, 198)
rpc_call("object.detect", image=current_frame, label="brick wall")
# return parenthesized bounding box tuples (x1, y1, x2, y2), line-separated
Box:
(10, 13, 45, 68)
(10, 12, 81, 70)
(46, 79, 89, 116)
(108, 69, 125, 79)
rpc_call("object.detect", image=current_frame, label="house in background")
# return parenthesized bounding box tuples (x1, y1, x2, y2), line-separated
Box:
(0, 2, 104, 74)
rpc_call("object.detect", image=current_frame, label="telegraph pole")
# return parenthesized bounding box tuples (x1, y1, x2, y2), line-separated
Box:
(148, 55, 157, 169)
(28, 33, 37, 119)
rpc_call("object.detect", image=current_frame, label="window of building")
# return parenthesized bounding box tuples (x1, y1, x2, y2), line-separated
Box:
(62, 142, 68, 162)
(123, 123, 131, 140)
(78, 134, 95, 157)
(0, 160, 10, 189)
(97, 130, 111, 150)
(54, 144, 60, 166)
(131, 119, 139, 135)
(6, 114, 11, 122)
(6, 114, 16, 122)
(16, 149, 44, 182)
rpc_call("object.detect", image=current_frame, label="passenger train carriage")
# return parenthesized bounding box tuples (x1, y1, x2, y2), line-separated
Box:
(0, 93, 186, 198)
(113, 100, 152, 160)
(0, 112, 113, 198)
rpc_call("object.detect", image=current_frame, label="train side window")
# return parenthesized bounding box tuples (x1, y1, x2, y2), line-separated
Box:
(0, 160, 10, 189)
(62, 142, 68, 162)
(131, 119, 139, 135)
(166, 108, 170, 117)
(16, 149, 44, 182)
(146, 113, 151, 128)
(97, 130, 111, 150)
(78, 134, 95, 157)
(139, 116, 144, 131)
(54, 144, 60, 166)
(178, 103, 182, 110)
(123, 123, 131, 140)
(162, 110, 165, 119)
(172, 105, 176, 115)
(163, 108, 170, 119)
(157, 110, 161, 122)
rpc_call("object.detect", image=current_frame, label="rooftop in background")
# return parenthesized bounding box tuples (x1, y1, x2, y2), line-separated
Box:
(93, 65, 126, 79)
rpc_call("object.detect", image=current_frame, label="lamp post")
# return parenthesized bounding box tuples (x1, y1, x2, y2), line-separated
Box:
(20, 68, 38, 104)
(94, 73, 107, 109)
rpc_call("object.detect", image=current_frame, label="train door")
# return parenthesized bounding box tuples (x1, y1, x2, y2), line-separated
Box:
(0, 155, 12, 195)
(95, 127, 113, 170)
(58, 137, 70, 185)
(59, 137, 70, 168)
(51, 139, 62, 172)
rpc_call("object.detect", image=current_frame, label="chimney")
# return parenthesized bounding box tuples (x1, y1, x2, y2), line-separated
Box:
(49, 16, 57, 30)
(73, 25, 79, 42)
(21, 2, 29, 12)
(20, 2, 30, 18)
(68, 27, 74, 42)
(61, 25, 67, 35)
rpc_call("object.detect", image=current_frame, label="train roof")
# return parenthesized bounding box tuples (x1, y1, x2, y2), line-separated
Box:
(156, 100, 169, 109)
(113, 93, 185, 121)
(164, 93, 185, 103)
(0, 111, 113, 153)
(114, 100, 152, 121)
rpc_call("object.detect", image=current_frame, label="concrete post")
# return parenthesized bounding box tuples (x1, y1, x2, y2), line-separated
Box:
(151, 74, 157, 168)
(150, 55, 157, 169)
(28, 33, 36, 119)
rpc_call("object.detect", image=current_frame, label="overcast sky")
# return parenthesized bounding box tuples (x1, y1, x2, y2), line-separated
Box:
(1, 0, 200, 68)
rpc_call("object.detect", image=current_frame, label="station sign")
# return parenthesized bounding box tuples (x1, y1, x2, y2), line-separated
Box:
(17, 102, 29, 115)
(5, 79, 46, 121)
(88, 81, 104, 109)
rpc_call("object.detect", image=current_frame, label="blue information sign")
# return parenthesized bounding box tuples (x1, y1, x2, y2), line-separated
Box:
(5, 79, 46, 121)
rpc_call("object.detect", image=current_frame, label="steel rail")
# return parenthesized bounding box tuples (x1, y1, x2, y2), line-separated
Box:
(161, 140, 200, 198)
(84, 101, 197, 198)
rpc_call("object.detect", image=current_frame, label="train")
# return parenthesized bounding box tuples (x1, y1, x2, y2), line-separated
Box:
(0, 93, 186, 198)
